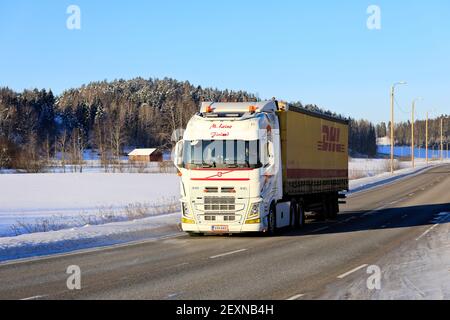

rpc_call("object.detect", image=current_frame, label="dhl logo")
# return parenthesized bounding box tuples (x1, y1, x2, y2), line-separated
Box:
(317, 125, 345, 153)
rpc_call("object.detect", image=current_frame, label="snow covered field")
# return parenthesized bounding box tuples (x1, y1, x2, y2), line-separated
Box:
(0, 173, 179, 237)
(349, 159, 449, 194)
(0, 159, 449, 262)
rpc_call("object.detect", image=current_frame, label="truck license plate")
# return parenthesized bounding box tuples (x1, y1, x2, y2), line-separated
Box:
(211, 225, 229, 232)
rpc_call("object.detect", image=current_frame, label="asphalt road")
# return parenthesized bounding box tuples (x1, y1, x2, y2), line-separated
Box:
(1, 165, 449, 300)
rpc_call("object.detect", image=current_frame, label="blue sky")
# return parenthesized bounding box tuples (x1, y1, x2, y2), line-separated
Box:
(0, 0, 449, 123)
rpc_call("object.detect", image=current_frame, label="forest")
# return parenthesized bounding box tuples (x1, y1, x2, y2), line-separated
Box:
(0, 77, 411, 171)
(376, 118, 449, 148)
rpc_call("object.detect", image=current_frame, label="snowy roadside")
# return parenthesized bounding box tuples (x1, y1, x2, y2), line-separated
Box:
(349, 160, 449, 194)
(1, 161, 449, 263)
(0, 213, 181, 263)
(0, 173, 182, 262)
(0, 173, 180, 237)
(319, 212, 450, 299)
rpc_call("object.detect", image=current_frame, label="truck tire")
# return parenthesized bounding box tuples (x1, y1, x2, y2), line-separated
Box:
(267, 205, 277, 236)
(326, 202, 334, 220)
(316, 203, 327, 221)
(290, 199, 298, 229)
(297, 201, 306, 228)
(329, 199, 338, 220)
(326, 194, 338, 220)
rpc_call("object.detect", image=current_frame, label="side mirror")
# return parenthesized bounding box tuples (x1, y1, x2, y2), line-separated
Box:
(264, 141, 275, 173)
(267, 141, 275, 162)
(173, 141, 183, 168)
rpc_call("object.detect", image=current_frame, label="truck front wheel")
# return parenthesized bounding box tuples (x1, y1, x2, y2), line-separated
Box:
(267, 206, 277, 236)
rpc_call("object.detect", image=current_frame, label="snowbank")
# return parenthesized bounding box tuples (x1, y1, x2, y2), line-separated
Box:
(1, 160, 449, 263)
(0, 213, 181, 262)
(0, 173, 179, 237)
(349, 160, 449, 194)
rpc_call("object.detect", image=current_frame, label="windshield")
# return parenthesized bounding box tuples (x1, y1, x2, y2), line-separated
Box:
(182, 140, 262, 169)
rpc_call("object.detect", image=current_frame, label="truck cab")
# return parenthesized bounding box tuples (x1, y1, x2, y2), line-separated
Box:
(173, 100, 349, 236)
(173, 101, 286, 235)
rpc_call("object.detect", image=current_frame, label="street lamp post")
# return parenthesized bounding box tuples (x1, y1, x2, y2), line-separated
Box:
(390, 81, 407, 174)
(426, 112, 429, 165)
(441, 117, 444, 162)
(411, 98, 423, 168)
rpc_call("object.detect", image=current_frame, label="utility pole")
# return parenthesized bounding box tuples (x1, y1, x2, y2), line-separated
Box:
(390, 86, 395, 173)
(411, 98, 423, 168)
(390, 81, 407, 174)
(411, 103, 414, 167)
(426, 112, 429, 165)
(441, 118, 444, 162)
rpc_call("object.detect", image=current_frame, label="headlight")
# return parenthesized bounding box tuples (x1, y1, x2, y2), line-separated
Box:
(248, 203, 260, 219)
(182, 202, 192, 217)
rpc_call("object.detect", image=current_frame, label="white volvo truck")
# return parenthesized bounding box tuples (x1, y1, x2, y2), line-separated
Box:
(173, 101, 349, 235)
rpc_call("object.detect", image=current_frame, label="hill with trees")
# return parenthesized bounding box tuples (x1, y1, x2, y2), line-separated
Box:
(1, 77, 383, 170)
(376, 118, 449, 147)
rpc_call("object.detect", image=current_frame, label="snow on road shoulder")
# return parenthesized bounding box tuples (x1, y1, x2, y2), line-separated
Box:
(320, 212, 450, 299)
(0, 173, 180, 237)
(1, 161, 449, 263)
(349, 160, 448, 194)
(0, 213, 181, 263)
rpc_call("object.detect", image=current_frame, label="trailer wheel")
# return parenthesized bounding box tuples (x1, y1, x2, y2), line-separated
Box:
(290, 199, 297, 229)
(326, 194, 338, 220)
(297, 201, 306, 228)
(329, 198, 338, 220)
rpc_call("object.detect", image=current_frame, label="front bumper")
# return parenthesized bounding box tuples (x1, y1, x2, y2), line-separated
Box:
(181, 222, 266, 234)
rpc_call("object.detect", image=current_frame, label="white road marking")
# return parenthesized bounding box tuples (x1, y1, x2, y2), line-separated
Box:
(337, 264, 368, 279)
(361, 205, 388, 218)
(287, 293, 305, 300)
(1, 232, 185, 266)
(311, 226, 329, 233)
(403, 276, 425, 297)
(21, 295, 47, 300)
(210, 249, 247, 259)
(416, 213, 450, 241)
(416, 224, 439, 241)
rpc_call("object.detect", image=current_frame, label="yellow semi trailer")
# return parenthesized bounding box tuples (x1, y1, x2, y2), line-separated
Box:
(174, 100, 349, 235)
(278, 105, 349, 222)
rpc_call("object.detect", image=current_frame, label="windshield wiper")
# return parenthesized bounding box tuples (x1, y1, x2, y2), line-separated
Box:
(201, 162, 213, 168)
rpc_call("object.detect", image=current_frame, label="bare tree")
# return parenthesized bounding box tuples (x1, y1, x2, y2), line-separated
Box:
(95, 120, 111, 172)
(43, 135, 51, 168)
(57, 130, 68, 173)
(69, 129, 85, 173)
(109, 107, 126, 172)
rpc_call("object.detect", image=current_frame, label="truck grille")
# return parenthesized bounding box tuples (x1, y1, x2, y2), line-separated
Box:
(204, 196, 235, 212)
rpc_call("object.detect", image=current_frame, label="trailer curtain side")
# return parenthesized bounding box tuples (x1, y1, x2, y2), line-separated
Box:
(277, 107, 349, 196)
